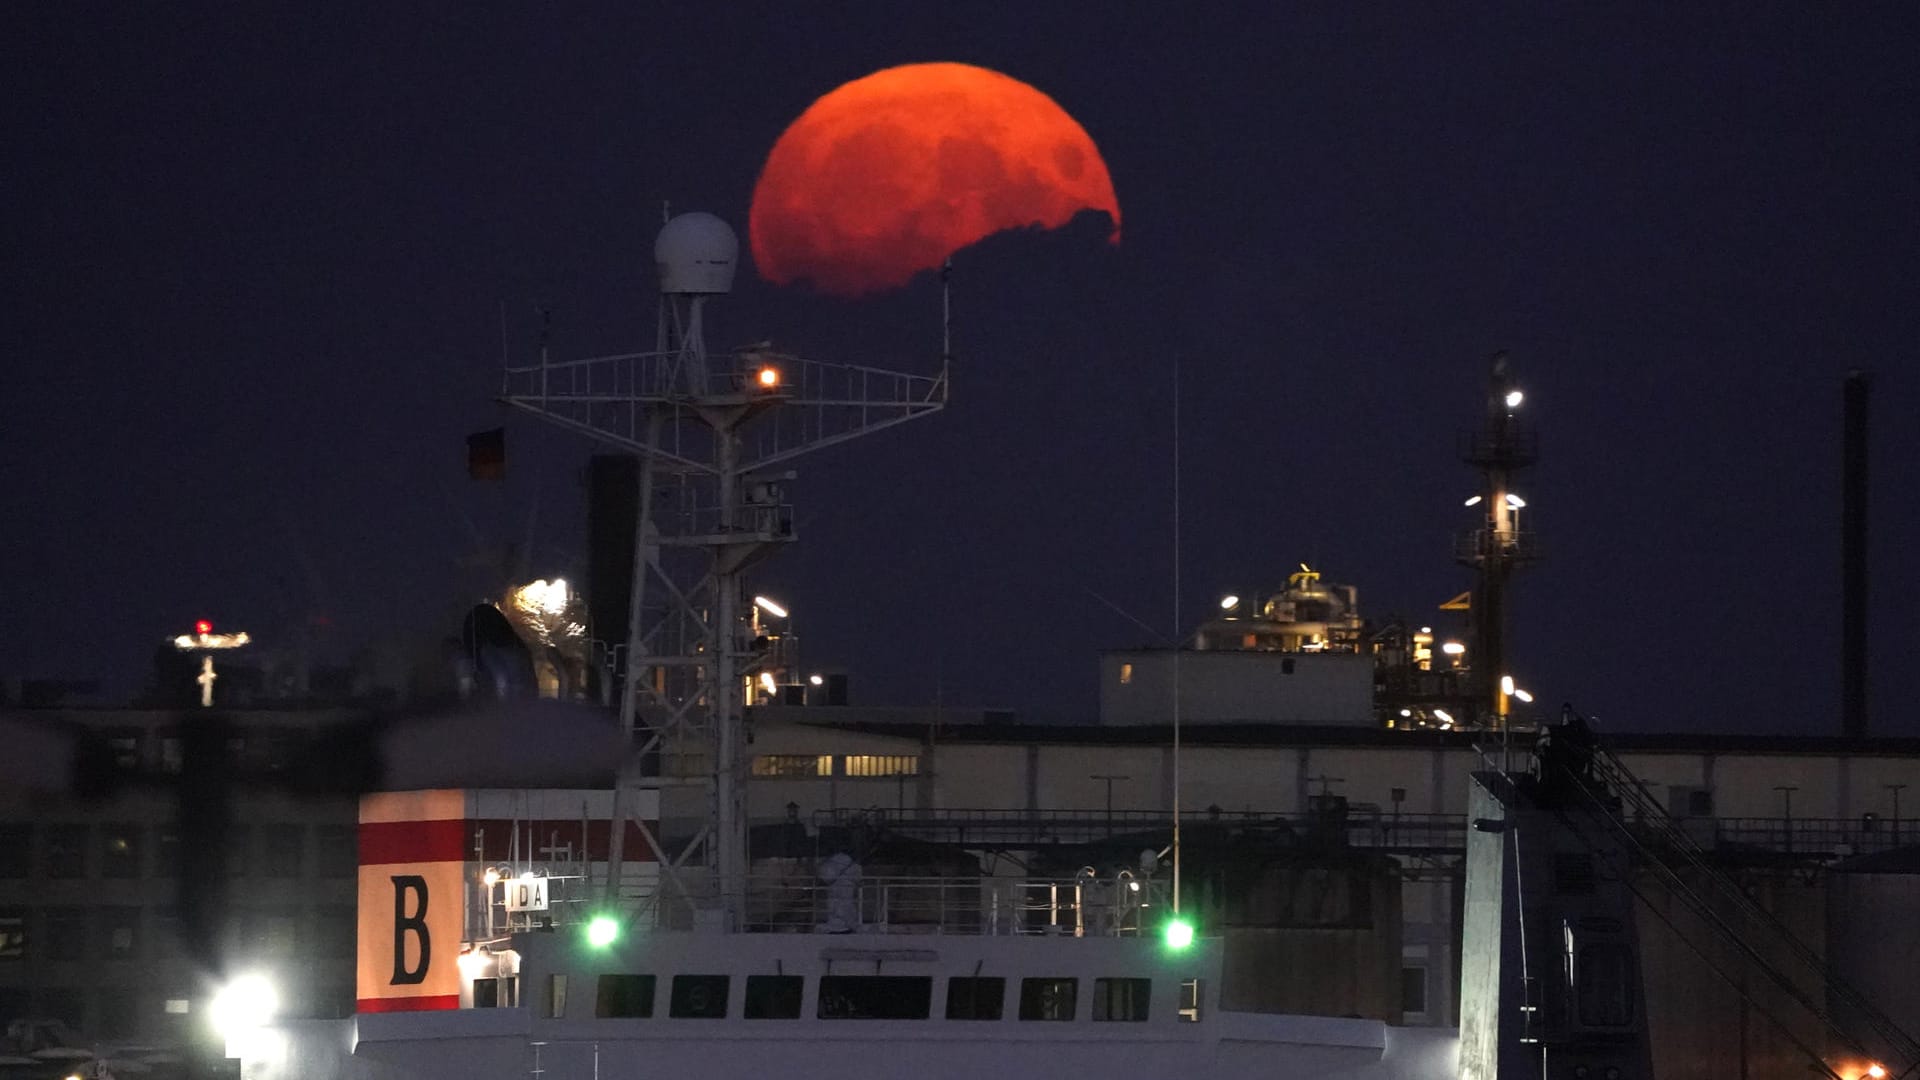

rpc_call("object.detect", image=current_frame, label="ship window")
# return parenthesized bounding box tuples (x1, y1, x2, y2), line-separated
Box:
(1018, 977, 1077, 1021)
(1178, 978, 1202, 1023)
(843, 755, 920, 778)
(818, 976, 931, 1019)
(1118, 663, 1133, 685)
(1281, 658, 1296, 674)
(472, 978, 499, 1008)
(945, 976, 1005, 1020)
(744, 975, 802, 1019)
(595, 974, 655, 1018)
(1092, 978, 1150, 1021)
(752, 755, 832, 778)
(669, 975, 730, 1018)
(547, 974, 568, 1018)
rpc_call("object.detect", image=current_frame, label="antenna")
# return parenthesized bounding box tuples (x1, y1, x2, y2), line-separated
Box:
(1171, 355, 1182, 915)
(941, 257, 953, 365)
(499, 210, 947, 931)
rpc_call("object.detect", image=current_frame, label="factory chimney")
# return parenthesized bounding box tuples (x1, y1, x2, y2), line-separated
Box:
(1841, 370, 1870, 739)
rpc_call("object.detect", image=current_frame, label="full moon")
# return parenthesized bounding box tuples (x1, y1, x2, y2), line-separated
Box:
(749, 62, 1121, 297)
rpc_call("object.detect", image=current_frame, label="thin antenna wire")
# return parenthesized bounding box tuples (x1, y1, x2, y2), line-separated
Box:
(1172, 356, 1182, 915)
(497, 301, 510, 368)
(941, 257, 953, 364)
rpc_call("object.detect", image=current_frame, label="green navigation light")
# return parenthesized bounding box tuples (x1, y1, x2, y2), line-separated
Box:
(1164, 917, 1195, 950)
(586, 915, 620, 948)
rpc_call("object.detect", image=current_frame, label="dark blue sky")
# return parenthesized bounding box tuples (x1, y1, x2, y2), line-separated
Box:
(4, 5, 1916, 733)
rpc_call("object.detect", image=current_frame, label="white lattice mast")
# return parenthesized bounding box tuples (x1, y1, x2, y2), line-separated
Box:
(499, 212, 947, 930)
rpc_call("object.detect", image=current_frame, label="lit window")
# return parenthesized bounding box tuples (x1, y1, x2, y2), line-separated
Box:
(751, 755, 833, 778)
(1018, 977, 1076, 1021)
(843, 755, 920, 778)
(164, 998, 191, 1015)
(1118, 663, 1133, 685)
(101, 826, 142, 879)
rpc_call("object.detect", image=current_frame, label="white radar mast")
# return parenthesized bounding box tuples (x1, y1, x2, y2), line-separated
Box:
(499, 211, 948, 931)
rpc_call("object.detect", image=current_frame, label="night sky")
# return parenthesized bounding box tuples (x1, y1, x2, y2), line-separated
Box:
(5, 6, 1916, 735)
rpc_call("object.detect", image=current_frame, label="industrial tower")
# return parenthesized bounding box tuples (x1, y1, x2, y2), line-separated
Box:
(1455, 353, 1539, 728)
(499, 212, 947, 930)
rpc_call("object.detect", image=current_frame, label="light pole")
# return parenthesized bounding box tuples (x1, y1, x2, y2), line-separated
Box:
(1887, 784, 1908, 844)
(1774, 786, 1798, 852)
(1498, 675, 1534, 773)
(1091, 775, 1131, 838)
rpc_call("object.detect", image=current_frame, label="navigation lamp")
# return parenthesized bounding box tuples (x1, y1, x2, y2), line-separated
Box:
(211, 973, 279, 1041)
(753, 595, 788, 619)
(1218, 595, 1239, 611)
(1867, 1066, 1887, 1079)
(1433, 709, 1454, 725)
(809, 674, 824, 686)
(586, 915, 620, 949)
(1501, 675, 1516, 697)
(1505, 389, 1524, 409)
(1463, 495, 1483, 507)
(757, 366, 780, 389)
(195, 619, 213, 636)
(759, 672, 778, 695)
(483, 868, 500, 887)
(1163, 917, 1196, 951)
(1513, 688, 1535, 703)
(1441, 641, 1466, 656)
(1505, 493, 1527, 508)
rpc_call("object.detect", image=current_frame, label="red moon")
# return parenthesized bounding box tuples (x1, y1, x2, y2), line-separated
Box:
(749, 62, 1121, 297)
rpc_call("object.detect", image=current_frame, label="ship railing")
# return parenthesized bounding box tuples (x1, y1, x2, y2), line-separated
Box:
(814, 806, 1903, 860)
(732, 873, 1168, 937)
(816, 806, 1471, 854)
(499, 344, 946, 471)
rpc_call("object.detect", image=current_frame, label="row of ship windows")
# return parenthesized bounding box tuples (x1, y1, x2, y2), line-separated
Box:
(0, 904, 356, 964)
(0, 823, 356, 880)
(80, 728, 316, 774)
(518, 974, 1199, 1023)
(0, 984, 357, 1039)
(750, 755, 921, 779)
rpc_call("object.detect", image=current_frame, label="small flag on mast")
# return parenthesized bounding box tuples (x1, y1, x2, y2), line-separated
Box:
(467, 428, 506, 480)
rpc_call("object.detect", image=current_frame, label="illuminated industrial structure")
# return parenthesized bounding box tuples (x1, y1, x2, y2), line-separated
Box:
(1454, 353, 1539, 728)
(1104, 357, 1539, 733)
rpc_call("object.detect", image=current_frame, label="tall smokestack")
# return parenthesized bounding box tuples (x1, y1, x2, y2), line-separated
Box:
(1842, 370, 1870, 739)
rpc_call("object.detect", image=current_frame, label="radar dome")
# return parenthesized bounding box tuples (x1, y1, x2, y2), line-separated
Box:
(655, 212, 739, 294)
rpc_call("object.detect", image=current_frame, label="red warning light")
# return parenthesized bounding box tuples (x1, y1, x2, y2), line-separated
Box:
(194, 620, 213, 636)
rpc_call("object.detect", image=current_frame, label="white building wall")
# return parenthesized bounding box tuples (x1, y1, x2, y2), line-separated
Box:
(1100, 651, 1375, 725)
